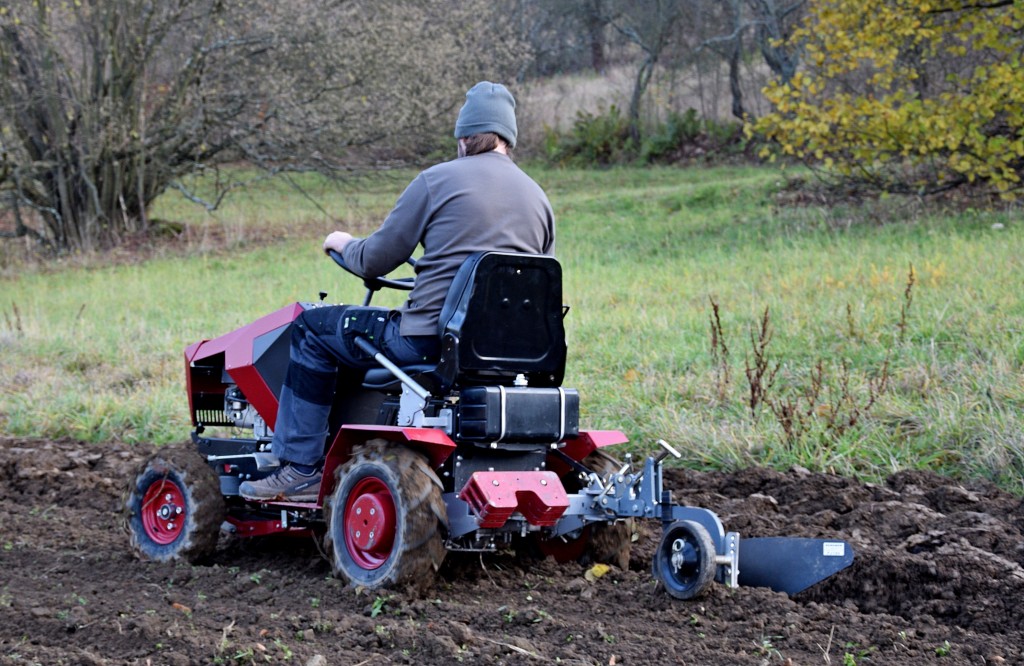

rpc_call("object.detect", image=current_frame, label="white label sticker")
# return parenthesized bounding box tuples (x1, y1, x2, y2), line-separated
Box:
(823, 542, 846, 557)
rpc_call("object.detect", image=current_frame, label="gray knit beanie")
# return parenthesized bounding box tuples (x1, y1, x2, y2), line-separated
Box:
(454, 81, 518, 148)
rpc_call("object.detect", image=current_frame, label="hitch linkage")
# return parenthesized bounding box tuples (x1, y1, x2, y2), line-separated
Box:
(554, 439, 851, 599)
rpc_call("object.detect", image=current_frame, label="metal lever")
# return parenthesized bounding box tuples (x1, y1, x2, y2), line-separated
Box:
(352, 336, 430, 401)
(654, 439, 682, 464)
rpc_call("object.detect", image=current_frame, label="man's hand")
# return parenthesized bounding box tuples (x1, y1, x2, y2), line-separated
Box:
(323, 231, 354, 254)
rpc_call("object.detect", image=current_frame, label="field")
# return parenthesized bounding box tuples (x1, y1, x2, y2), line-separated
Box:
(2, 436, 1023, 664)
(2, 165, 1024, 664)
(3, 165, 1023, 490)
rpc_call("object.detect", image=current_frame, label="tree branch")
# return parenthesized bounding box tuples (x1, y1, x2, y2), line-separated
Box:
(926, 0, 1013, 13)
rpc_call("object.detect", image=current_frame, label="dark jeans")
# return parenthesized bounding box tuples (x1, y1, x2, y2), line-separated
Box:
(270, 305, 439, 466)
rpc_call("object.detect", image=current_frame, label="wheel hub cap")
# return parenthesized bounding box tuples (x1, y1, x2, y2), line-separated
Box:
(140, 480, 186, 545)
(344, 478, 396, 570)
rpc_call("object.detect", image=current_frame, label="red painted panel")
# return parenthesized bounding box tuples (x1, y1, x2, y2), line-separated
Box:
(320, 425, 457, 502)
(334, 425, 457, 468)
(184, 303, 305, 426)
(460, 471, 568, 528)
(559, 429, 629, 463)
(186, 304, 304, 364)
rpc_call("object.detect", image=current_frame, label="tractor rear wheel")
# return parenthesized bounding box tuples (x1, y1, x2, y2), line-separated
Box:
(124, 443, 224, 563)
(653, 519, 716, 600)
(535, 449, 635, 569)
(323, 439, 447, 593)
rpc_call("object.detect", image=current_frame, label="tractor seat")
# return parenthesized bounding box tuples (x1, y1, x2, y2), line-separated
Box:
(361, 363, 436, 391)
(362, 251, 567, 394)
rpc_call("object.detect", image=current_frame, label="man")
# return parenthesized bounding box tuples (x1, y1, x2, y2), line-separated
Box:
(240, 81, 555, 502)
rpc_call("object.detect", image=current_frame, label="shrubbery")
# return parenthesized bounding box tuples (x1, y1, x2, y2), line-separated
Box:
(753, 0, 1024, 200)
(543, 106, 749, 167)
(543, 105, 634, 166)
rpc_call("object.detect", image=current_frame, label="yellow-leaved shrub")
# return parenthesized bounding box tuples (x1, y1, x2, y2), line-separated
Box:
(753, 0, 1024, 199)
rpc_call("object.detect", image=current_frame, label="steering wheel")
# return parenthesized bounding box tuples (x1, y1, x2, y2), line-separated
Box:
(327, 249, 416, 292)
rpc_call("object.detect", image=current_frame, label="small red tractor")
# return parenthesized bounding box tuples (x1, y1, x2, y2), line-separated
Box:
(124, 251, 853, 599)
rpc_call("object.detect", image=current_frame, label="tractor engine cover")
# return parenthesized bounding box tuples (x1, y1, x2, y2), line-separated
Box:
(456, 386, 579, 443)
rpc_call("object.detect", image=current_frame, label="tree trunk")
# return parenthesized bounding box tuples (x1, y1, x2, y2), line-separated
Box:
(583, 0, 607, 73)
(728, 35, 746, 120)
(749, 0, 802, 84)
(629, 54, 656, 145)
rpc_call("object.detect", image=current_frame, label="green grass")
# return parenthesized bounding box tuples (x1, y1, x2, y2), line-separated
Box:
(2, 165, 1022, 492)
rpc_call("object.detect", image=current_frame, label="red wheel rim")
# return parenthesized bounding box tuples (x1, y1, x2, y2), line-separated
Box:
(343, 477, 397, 570)
(140, 479, 186, 545)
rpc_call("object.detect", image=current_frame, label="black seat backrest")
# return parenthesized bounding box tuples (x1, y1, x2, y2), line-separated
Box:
(435, 252, 566, 389)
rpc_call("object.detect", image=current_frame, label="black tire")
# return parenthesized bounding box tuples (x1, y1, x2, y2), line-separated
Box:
(653, 519, 716, 600)
(323, 439, 447, 592)
(124, 443, 224, 563)
(534, 449, 635, 569)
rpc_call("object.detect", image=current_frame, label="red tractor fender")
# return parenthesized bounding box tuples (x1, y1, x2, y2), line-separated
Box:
(561, 430, 630, 460)
(544, 430, 630, 477)
(318, 425, 457, 501)
(317, 427, 627, 503)
(545, 429, 629, 477)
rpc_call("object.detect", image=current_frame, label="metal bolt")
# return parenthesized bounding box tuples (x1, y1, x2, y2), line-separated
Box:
(540, 479, 548, 486)
(356, 507, 362, 515)
(492, 479, 500, 486)
(175, 507, 183, 514)
(370, 508, 375, 516)
(166, 522, 174, 530)
(355, 530, 361, 538)
(165, 494, 172, 501)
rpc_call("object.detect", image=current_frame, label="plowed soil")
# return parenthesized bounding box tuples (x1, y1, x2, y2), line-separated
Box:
(2, 436, 1022, 665)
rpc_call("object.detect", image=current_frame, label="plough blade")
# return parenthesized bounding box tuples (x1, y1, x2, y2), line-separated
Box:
(737, 537, 854, 595)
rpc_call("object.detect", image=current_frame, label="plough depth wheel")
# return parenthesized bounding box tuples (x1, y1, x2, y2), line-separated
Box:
(654, 519, 716, 600)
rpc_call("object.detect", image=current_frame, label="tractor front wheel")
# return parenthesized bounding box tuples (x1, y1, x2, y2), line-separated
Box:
(124, 443, 224, 562)
(653, 519, 716, 600)
(323, 439, 447, 592)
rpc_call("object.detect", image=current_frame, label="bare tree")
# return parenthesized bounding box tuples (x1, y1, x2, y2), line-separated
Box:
(605, 0, 689, 143)
(693, 0, 804, 121)
(0, 0, 527, 253)
(748, 0, 803, 84)
(725, 0, 750, 120)
(512, 0, 612, 77)
(582, 0, 610, 73)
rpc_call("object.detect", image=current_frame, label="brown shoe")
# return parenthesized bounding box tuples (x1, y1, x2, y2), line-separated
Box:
(239, 464, 321, 502)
